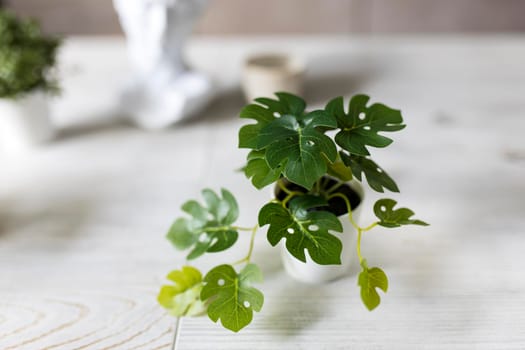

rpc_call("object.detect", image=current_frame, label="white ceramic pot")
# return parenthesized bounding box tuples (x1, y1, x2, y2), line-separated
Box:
(279, 180, 365, 284)
(0, 92, 54, 154)
(242, 54, 305, 103)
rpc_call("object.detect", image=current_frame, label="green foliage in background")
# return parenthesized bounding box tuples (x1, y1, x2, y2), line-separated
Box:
(0, 10, 60, 99)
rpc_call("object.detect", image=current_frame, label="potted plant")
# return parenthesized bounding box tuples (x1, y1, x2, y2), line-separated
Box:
(0, 10, 60, 153)
(158, 93, 428, 332)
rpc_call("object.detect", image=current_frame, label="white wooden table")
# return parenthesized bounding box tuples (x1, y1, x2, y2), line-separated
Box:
(1, 36, 525, 349)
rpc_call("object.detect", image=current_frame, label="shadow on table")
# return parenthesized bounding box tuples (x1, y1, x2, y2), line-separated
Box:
(264, 280, 326, 337)
(0, 188, 94, 247)
(0, 195, 12, 237)
(55, 113, 132, 142)
(181, 87, 246, 126)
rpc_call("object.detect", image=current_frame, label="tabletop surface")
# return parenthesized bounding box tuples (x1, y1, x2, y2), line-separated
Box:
(1, 36, 525, 349)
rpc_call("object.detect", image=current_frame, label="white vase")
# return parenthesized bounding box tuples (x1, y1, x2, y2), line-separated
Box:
(113, 0, 214, 129)
(0, 92, 54, 154)
(279, 180, 365, 284)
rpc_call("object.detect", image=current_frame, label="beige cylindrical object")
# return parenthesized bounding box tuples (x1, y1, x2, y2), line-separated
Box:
(242, 54, 305, 102)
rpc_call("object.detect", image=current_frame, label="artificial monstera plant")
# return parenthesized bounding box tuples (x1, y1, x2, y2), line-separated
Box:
(0, 10, 60, 99)
(158, 93, 428, 332)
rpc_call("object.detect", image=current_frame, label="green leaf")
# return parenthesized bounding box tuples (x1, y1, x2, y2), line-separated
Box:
(255, 92, 306, 116)
(167, 188, 240, 260)
(257, 110, 338, 189)
(157, 266, 206, 317)
(358, 260, 388, 311)
(0, 10, 61, 98)
(374, 198, 429, 228)
(340, 152, 399, 193)
(258, 195, 343, 265)
(238, 92, 306, 149)
(201, 264, 264, 332)
(243, 150, 283, 189)
(325, 153, 353, 182)
(326, 95, 405, 156)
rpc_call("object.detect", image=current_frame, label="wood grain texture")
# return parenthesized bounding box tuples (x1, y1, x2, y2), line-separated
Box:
(1, 36, 525, 349)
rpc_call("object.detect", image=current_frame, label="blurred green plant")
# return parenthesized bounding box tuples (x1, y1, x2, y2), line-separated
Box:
(0, 10, 60, 99)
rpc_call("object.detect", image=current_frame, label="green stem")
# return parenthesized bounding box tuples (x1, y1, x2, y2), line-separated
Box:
(277, 179, 303, 208)
(325, 181, 345, 195)
(232, 225, 257, 232)
(326, 192, 379, 264)
(278, 179, 303, 196)
(315, 178, 321, 195)
(281, 194, 294, 208)
(361, 222, 378, 232)
(206, 225, 254, 233)
(356, 227, 363, 262)
(327, 192, 359, 231)
(232, 225, 258, 265)
(321, 176, 330, 189)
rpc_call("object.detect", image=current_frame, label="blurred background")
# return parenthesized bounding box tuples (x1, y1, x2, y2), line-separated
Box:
(2, 0, 525, 35)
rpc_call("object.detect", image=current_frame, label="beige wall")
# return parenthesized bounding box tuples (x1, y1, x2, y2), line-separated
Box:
(4, 0, 525, 35)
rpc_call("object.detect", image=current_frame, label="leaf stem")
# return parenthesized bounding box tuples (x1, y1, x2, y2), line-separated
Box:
(205, 225, 254, 232)
(361, 222, 378, 232)
(326, 192, 359, 231)
(326, 193, 378, 264)
(315, 179, 321, 195)
(232, 225, 259, 265)
(277, 179, 292, 195)
(281, 193, 295, 208)
(278, 179, 303, 195)
(325, 181, 345, 195)
(356, 227, 363, 263)
(232, 225, 257, 232)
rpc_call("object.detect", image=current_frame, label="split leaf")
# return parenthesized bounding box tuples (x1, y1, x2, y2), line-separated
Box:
(326, 95, 405, 156)
(238, 92, 306, 149)
(341, 152, 399, 193)
(201, 264, 264, 332)
(167, 188, 240, 260)
(258, 195, 343, 265)
(358, 260, 388, 311)
(257, 110, 338, 189)
(243, 150, 282, 189)
(374, 198, 429, 228)
(157, 266, 206, 317)
(325, 153, 353, 182)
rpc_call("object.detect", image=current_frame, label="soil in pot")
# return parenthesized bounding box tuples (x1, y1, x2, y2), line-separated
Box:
(275, 176, 361, 216)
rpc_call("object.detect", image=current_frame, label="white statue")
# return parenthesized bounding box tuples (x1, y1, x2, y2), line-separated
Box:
(113, 0, 213, 129)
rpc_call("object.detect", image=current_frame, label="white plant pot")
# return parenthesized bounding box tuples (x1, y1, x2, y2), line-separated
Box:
(279, 180, 365, 284)
(242, 54, 305, 103)
(0, 92, 54, 154)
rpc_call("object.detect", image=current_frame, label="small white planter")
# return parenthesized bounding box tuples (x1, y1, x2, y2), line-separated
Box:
(242, 54, 305, 103)
(279, 180, 365, 284)
(0, 92, 54, 154)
